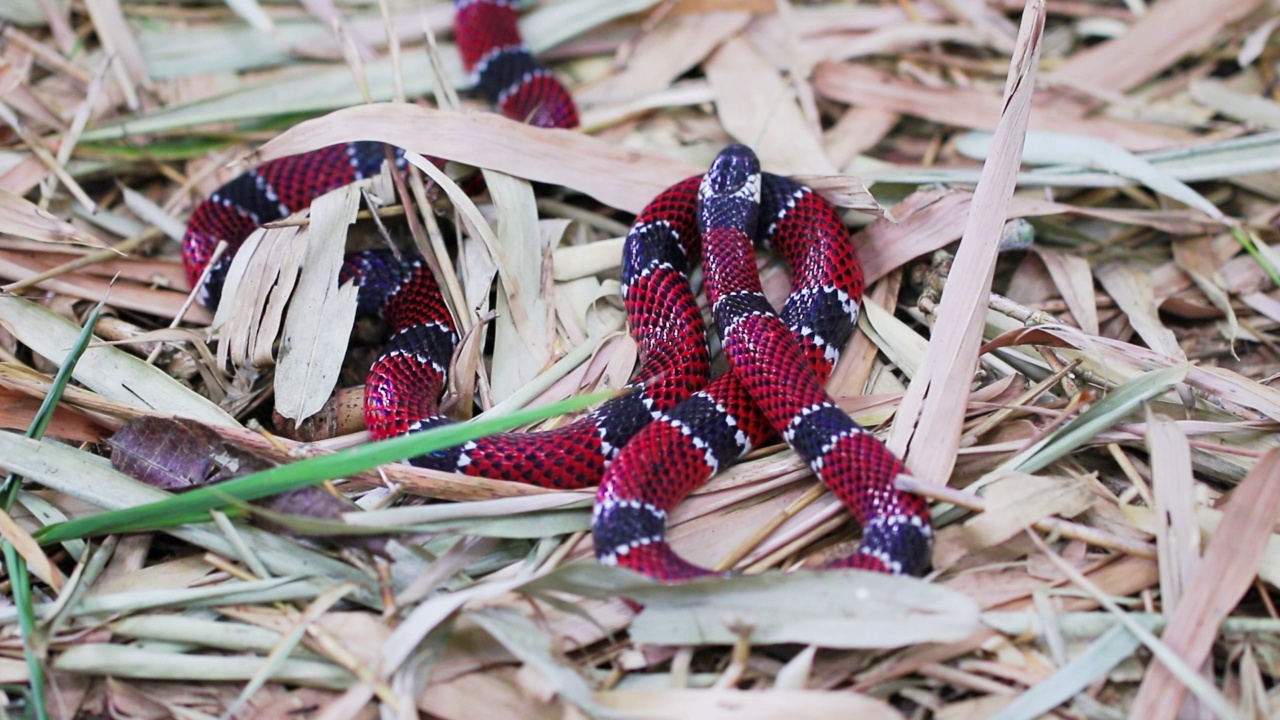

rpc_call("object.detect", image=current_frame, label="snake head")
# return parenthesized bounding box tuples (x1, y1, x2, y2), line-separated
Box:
(701, 144, 761, 202)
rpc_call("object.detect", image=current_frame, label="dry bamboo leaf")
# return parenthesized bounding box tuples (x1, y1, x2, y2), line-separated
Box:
(1238, 15, 1280, 66)
(0, 0, 62, 24)
(940, 696, 1015, 720)
(1049, 0, 1265, 94)
(1145, 415, 1199, 618)
(485, 171, 553, 402)
(580, 80, 718, 130)
(1094, 263, 1186, 361)
(379, 574, 526, 677)
(0, 188, 104, 246)
(224, 0, 273, 33)
(9, 0, 1280, 713)
(417, 667, 563, 720)
(670, 481, 830, 569)
(853, 189, 974, 284)
(1174, 507, 1280, 588)
(594, 689, 905, 719)
(0, 154, 50, 196)
(705, 36, 835, 175)
(985, 622, 1141, 720)
(1130, 448, 1280, 719)
(986, 325, 1280, 421)
(255, 104, 702, 214)
(860, 297, 925, 379)
(0, 385, 107, 442)
(946, 0, 1019, 51)
(824, 106, 899, 169)
(459, 217, 497, 327)
(1190, 79, 1280, 130)
(935, 473, 1092, 571)
(0, 504, 64, 590)
(1170, 236, 1239, 345)
(214, 222, 307, 370)
(120, 186, 185, 242)
(54, 644, 353, 688)
(81, 0, 146, 110)
(790, 174, 887, 218)
(0, 251, 201, 321)
(889, 1, 1044, 485)
(957, 131, 1229, 222)
(553, 238, 624, 282)
(466, 608, 603, 715)
(519, 0, 662, 54)
(0, 296, 236, 425)
(747, 3, 946, 45)
(627, 571, 981, 648)
(850, 189, 1152, 288)
(671, 0, 773, 12)
(812, 63, 1193, 152)
(275, 184, 363, 422)
(576, 11, 751, 106)
(1032, 248, 1098, 336)
(751, 17, 995, 71)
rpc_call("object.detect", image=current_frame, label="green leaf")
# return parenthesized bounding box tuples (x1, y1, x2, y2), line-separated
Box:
(989, 624, 1141, 720)
(521, 564, 980, 649)
(2, 296, 103, 720)
(1001, 365, 1186, 474)
(624, 570, 980, 649)
(33, 390, 613, 543)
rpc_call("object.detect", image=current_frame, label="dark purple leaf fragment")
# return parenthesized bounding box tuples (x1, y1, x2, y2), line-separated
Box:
(108, 417, 386, 554)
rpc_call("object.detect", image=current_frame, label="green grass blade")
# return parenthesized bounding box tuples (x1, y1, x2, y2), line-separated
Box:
(1229, 223, 1280, 288)
(1, 297, 103, 720)
(1, 298, 106, 510)
(1001, 365, 1186, 475)
(4, 546, 47, 720)
(989, 623, 1141, 720)
(35, 389, 614, 544)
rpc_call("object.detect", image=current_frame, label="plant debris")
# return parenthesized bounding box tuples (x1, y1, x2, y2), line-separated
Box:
(3, 0, 1280, 718)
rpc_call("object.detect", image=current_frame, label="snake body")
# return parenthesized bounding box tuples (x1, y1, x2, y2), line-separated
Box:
(181, 0, 932, 581)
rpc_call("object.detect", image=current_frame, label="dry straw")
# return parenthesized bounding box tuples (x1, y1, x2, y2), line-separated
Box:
(1, 0, 1280, 717)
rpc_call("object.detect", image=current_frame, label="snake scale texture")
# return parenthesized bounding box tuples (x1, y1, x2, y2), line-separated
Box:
(181, 0, 933, 581)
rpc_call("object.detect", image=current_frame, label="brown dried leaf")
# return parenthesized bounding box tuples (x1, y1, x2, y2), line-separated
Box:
(705, 36, 834, 175)
(1094, 262, 1186, 360)
(1049, 0, 1265, 94)
(889, 2, 1045, 484)
(1130, 447, 1280, 718)
(576, 11, 751, 106)
(255, 104, 702, 214)
(812, 63, 1194, 152)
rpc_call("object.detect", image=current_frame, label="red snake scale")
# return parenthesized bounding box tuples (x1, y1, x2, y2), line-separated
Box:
(181, 0, 932, 581)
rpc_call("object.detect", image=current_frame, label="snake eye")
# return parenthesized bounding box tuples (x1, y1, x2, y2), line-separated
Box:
(704, 144, 760, 197)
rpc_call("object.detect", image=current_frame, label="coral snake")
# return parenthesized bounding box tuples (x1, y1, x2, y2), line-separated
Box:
(181, 0, 933, 581)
